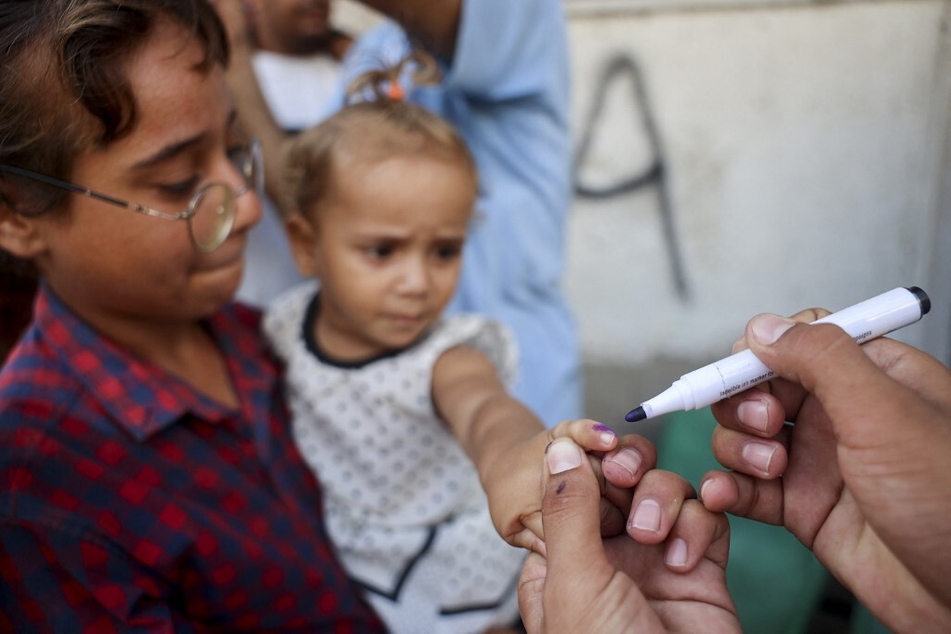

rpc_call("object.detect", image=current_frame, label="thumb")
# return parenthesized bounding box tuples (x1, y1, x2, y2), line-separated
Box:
(542, 439, 612, 586)
(518, 438, 603, 634)
(744, 314, 932, 445)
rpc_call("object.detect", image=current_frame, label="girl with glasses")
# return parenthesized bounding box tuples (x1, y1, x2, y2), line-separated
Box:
(0, 1, 384, 629)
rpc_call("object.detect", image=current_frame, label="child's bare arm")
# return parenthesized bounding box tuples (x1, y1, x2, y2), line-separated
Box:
(432, 345, 655, 553)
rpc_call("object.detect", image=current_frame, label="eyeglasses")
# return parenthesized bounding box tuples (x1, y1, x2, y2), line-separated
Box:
(0, 139, 262, 253)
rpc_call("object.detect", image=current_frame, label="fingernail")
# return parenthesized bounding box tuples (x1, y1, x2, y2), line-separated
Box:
(699, 478, 712, 503)
(630, 498, 661, 532)
(592, 423, 617, 446)
(546, 438, 583, 474)
(605, 447, 642, 479)
(742, 442, 777, 475)
(737, 399, 770, 433)
(665, 538, 688, 568)
(749, 314, 795, 345)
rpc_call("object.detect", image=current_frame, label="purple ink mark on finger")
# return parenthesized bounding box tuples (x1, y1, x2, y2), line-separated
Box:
(592, 423, 616, 435)
(556, 481, 567, 495)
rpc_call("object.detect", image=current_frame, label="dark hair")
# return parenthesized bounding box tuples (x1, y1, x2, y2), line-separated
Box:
(284, 52, 477, 221)
(0, 0, 229, 217)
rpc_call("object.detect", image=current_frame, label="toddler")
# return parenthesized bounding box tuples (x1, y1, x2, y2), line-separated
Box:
(263, 63, 613, 633)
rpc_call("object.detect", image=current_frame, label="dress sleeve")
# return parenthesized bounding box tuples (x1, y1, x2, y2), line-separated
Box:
(463, 319, 519, 391)
(429, 316, 519, 392)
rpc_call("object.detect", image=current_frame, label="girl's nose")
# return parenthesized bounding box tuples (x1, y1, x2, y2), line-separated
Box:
(232, 186, 263, 234)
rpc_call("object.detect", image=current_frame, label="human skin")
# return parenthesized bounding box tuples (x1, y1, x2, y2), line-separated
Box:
(246, 0, 334, 56)
(0, 18, 261, 404)
(285, 152, 474, 360)
(518, 438, 739, 633)
(701, 313, 951, 632)
(283, 142, 652, 551)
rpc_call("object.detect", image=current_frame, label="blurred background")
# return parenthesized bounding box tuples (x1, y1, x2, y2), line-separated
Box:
(561, 5, 951, 631)
(564, 0, 950, 433)
(338, 0, 951, 429)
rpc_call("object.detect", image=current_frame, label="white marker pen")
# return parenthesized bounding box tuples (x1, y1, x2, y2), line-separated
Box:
(624, 286, 931, 423)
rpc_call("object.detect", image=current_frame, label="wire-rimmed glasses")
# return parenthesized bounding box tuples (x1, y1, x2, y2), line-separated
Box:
(0, 139, 262, 253)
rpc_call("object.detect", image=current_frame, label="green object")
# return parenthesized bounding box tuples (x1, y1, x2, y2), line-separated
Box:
(850, 602, 892, 633)
(657, 408, 829, 633)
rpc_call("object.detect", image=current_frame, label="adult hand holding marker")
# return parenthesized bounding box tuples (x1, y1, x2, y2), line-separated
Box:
(513, 287, 950, 633)
(694, 289, 951, 632)
(625, 286, 931, 423)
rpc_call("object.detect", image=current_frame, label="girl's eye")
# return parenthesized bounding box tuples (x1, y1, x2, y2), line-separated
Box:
(226, 144, 244, 164)
(157, 176, 201, 201)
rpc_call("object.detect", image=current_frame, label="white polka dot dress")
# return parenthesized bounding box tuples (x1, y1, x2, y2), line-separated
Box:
(264, 283, 525, 633)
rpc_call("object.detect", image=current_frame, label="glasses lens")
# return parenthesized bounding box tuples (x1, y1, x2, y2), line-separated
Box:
(188, 183, 235, 252)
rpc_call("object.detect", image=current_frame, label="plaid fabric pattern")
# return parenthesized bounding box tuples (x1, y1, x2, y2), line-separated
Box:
(0, 285, 384, 633)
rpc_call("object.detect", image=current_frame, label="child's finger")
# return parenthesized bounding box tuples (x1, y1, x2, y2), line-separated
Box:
(664, 499, 731, 573)
(548, 418, 620, 453)
(626, 469, 698, 545)
(601, 434, 657, 488)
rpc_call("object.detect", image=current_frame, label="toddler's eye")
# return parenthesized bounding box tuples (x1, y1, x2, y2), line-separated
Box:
(434, 244, 462, 260)
(366, 244, 395, 259)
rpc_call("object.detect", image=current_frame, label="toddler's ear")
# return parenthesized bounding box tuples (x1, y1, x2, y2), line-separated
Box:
(285, 213, 321, 278)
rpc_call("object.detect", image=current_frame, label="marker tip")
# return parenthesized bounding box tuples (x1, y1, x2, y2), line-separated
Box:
(624, 407, 646, 423)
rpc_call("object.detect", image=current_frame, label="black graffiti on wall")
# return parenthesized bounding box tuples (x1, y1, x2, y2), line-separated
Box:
(573, 53, 690, 301)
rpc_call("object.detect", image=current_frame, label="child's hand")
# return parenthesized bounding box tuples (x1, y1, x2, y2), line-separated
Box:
(432, 347, 657, 554)
(483, 419, 657, 555)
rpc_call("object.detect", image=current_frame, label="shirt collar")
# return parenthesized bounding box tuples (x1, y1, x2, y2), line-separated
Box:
(34, 284, 278, 442)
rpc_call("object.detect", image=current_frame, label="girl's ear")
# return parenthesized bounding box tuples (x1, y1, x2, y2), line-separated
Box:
(0, 179, 51, 259)
(0, 208, 48, 260)
(285, 213, 321, 278)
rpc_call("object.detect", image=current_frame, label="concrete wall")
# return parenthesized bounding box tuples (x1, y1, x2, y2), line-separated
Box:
(565, 0, 951, 420)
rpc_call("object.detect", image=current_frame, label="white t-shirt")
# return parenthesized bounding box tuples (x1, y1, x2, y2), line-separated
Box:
(251, 51, 343, 131)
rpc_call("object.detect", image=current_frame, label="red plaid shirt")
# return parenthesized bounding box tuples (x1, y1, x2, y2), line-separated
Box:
(0, 285, 384, 633)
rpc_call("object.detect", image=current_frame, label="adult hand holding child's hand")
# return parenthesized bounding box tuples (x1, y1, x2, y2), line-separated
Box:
(518, 438, 738, 633)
